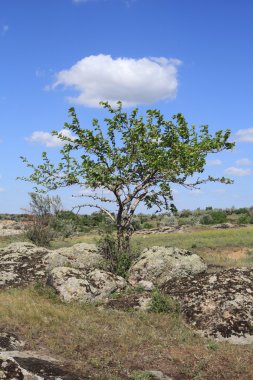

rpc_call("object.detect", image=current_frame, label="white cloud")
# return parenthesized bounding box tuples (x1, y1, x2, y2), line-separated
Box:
(26, 129, 74, 148)
(235, 158, 252, 166)
(225, 167, 253, 176)
(50, 54, 181, 107)
(206, 159, 222, 166)
(236, 127, 253, 142)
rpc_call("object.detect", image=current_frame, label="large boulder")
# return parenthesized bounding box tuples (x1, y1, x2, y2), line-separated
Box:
(0, 242, 48, 288)
(162, 267, 253, 344)
(0, 242, 108, 289)
(47, 267, 127, 302)
(44, 243, 108, 271)
(128, 246, 207, 287)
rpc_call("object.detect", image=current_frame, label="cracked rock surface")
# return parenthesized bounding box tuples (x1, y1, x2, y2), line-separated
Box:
(47, 267, 127, 302)
(0, 333, 84, 379)
(0, 242, 108, 290)
(43, 243, 108, 271)
(162, 267, 253, 344)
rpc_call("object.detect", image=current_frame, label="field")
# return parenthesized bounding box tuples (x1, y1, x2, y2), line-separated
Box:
(0, 226, 253, 379)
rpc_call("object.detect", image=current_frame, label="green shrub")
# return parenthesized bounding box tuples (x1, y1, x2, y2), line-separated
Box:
(98, 234, 135, 277)
(148, 289, 179, 314)
(33, 282, 59, 301)
(200, 210, 227, 225)
(142, 222, 153, 229)
(238, 214, 250, 224)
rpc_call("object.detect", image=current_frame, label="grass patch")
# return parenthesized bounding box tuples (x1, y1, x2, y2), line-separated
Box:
(0, 288, 252, 379)
(132, 227, 253, 251)
(0, 234, 27, 249)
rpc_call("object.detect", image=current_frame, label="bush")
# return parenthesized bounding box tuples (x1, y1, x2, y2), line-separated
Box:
(98, 234, 135, 277)
(200, 214, 213, 225)
(200, 210, 227, 225)
(148, 289, 179, 314)
(142, 222, 153, 229)
(49, 216, 77, 238)
(25, 218, 54, 247)
(238, 214, 250, 224)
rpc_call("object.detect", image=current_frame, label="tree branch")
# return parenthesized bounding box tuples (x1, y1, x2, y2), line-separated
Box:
(72, 204, 116, 222)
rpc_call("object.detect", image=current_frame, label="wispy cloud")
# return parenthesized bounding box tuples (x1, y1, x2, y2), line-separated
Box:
(225, 167, 252, 176)
(26, 129, 74, 148)
(0, 187, 5, 193)
(49, 54, 181, 108)
(236, 127, 253, 142)
(35, 68, 46, 78)
(73, 0, 91, 3)
(206, 159, 222, 166)
(235, 158, 252, 166)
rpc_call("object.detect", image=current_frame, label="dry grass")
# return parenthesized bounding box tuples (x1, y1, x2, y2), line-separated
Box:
(0, 287, 252, 379)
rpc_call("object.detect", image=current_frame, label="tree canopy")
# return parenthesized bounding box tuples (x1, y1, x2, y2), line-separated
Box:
(20, 101, 235, 250)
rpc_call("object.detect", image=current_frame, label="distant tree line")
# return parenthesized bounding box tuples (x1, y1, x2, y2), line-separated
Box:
(1, 204, 253, 232)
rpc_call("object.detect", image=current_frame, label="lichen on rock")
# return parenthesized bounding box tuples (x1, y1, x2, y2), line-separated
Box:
(128, 246, 207, 287)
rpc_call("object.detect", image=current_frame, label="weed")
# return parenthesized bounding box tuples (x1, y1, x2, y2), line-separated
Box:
(32, 282, 59, 301)
(207, 339, 219, 351)
(129, 370, 153, 380)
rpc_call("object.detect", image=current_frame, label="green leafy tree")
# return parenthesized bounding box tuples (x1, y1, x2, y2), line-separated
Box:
(20, 102, 234, 252)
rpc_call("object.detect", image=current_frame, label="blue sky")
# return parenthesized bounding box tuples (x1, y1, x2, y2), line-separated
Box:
(1, 0, 253, 213)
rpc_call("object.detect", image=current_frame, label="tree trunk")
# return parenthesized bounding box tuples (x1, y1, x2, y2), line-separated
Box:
(116, 224, 132, 254)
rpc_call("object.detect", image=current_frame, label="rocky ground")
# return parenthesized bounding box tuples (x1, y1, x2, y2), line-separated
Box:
(0, 240, 253, 378)
(134, 223, 247, 235)
(1, 242, 253, 345)
(0, 221, 24, 237)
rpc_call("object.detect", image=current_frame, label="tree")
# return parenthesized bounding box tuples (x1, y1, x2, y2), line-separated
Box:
(20, 101, 234, 252)
(28, 192, 63, 217)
